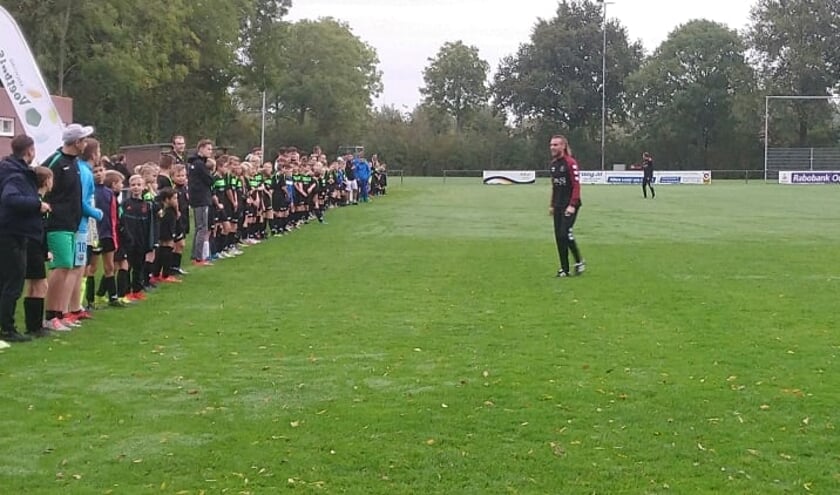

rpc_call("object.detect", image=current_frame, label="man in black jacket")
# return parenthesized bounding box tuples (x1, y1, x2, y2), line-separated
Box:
(188, 139, 215, 264)
(0, 136, 52, 342)
(42, 123, 93, 329)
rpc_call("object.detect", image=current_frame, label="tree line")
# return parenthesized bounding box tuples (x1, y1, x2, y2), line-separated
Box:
(3, 0, 839, 173)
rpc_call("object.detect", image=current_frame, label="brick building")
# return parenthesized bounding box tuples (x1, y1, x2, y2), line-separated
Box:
(0, 90, 73, 157)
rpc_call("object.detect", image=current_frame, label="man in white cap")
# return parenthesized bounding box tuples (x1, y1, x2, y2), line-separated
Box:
(41, 123, 93, 331)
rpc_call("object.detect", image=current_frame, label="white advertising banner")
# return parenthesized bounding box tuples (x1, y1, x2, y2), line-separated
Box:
(778, 171, 840, 185)
(0, 6, 65, 164)
(483, 170, 536, 185)
(579, 170, 711, 185)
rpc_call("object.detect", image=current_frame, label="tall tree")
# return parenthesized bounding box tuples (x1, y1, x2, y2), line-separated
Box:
(420, 41, 490, 133)
(749, 0, 840, 145)
(493, 1, 641, 126)
(261, 18, 382, 142)
(627, 20, 756, 169)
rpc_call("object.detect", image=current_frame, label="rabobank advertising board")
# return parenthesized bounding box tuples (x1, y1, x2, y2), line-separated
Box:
(779, 171, 840, 185)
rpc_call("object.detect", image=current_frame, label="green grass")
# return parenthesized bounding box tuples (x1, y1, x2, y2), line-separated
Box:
(2, 178, 839, 494)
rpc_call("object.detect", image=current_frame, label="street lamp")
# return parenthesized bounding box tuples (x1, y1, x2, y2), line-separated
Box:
(598, 0, 613, 171)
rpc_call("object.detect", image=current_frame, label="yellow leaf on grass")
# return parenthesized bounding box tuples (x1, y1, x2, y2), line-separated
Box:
(782, 388, 805, 398)
(759, 404, 770, 410)
(426, 439, 436, 445)
(290, 421, 300, 428)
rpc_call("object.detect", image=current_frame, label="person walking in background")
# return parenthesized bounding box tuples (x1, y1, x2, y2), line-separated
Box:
(548, 135, 585, 278)
(188, 139, 216, 265)
(0, 136, 52, 342)
(642, 151, 655, 199)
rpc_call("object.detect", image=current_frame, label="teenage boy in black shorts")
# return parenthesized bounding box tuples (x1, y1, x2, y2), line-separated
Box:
(89, 164, 126, 308)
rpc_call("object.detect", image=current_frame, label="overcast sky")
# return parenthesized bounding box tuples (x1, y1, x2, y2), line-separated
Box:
(288, 0, 756, 110)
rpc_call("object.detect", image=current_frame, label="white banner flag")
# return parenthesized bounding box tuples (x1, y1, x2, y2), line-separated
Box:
(0, 6, 65, 164)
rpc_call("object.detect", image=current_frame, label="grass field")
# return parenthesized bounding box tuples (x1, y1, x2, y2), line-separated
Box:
(1, 178, 839, 494)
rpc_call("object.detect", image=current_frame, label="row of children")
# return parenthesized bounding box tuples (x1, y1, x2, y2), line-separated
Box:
(84, 145, 390, 310)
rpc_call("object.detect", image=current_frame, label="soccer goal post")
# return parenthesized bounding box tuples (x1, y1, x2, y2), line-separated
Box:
(764, 95, 840, 182)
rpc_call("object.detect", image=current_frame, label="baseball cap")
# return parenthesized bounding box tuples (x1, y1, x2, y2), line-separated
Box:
(62, 123, 95, 144)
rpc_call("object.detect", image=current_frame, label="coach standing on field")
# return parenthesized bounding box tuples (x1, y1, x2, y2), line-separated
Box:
(549, 135, 586, 278)
(188, 139, 215, 265)
(641, 152, 656, 199)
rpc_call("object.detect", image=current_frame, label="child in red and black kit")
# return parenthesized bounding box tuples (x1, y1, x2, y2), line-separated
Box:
(121, 175, 154, 300)
(156, 188, 181, 283)
(105, 171, 132, 303)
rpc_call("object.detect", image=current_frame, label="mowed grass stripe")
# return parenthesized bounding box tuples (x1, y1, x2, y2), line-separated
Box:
(0, 179, 838, 493)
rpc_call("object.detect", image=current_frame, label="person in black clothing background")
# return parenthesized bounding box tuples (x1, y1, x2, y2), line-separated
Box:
(188, 139, 215, 264)
(0, 136, 52, 342)
(548, 135, 585, 278)
(642, 151, 655, 199)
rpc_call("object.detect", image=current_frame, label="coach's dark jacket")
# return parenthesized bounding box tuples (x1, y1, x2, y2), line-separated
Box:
(0, 154, 44, 241)
(187, 153, 214, 207)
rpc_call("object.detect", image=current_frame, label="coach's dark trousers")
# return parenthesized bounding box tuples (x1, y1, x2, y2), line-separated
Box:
(0, 236, 28, 333)
(642, 176, 655, 198)
(191, 206, 209, 261)
(553, 207, 582, 275)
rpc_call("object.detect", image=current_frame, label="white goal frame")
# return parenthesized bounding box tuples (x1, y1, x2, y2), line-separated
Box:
(764, 95, 838, 182)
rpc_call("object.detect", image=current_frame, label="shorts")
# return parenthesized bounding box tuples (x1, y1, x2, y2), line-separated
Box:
(174, 222, 186, 242)
(25, 239, 47, 280)
(100, 237, 116, 254)
(114, 245, 128, 262)
(74, 232, 88, 267)
(47, 231, 75, 269)
(221, 199, 234, 222)
(92, 237, 116, 255)
(260, 191, 273, 211)
(347, 179, 358, 191)
(272, 192, 288, 209)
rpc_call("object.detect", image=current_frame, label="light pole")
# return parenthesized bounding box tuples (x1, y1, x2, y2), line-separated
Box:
(599, 0, 612, 171)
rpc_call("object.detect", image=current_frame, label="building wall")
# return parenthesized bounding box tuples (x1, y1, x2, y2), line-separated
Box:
(0, 92, 73, 158)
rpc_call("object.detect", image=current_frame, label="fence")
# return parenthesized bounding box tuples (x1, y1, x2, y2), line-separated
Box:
(765, 148, 840, 181)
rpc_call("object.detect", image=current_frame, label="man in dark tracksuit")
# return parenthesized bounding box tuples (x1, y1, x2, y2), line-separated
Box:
(188, 139, 215, 264)
(642, 152, 655, 199)
(549, 135, 585, 278)
(0, 136, 51, 342)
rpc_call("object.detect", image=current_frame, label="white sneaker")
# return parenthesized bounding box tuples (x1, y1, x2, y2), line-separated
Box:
(0, 340, 10, 350)
(61, 318, 82, 328)
(47, 318, 72, 332)
(574, 260, 586, 276)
